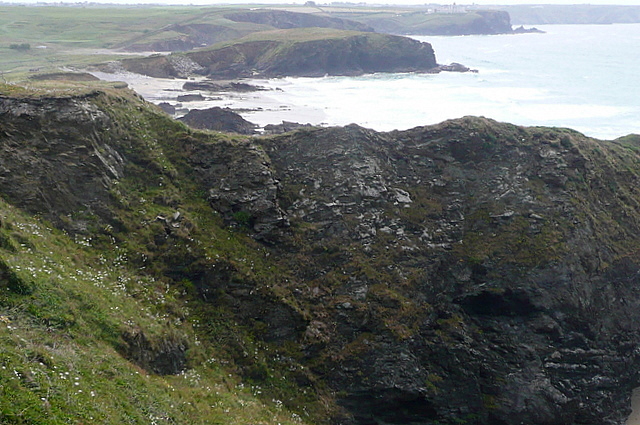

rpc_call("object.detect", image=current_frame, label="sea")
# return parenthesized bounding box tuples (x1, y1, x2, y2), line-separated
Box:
(224, 23, 639, 140)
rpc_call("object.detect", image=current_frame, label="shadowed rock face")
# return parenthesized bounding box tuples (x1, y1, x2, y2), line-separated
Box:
(3, 91, 640, 425)
(0, 93, 124, 234)
(121, 327, 188, 375)
(256, 122, 640, 425)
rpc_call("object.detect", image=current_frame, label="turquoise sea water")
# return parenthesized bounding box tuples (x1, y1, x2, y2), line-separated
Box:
(246, 24, 640, 139)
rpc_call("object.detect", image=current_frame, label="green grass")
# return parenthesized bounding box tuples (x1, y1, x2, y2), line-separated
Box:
(0, 85, 334, 425)
(0, 5, 244, 78)
(0, 199, 307, 425)
(0, 5, 206, 47)
(233, 27, 361, 43)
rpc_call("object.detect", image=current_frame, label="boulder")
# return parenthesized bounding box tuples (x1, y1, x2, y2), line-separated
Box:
(177, 107, 257, 134)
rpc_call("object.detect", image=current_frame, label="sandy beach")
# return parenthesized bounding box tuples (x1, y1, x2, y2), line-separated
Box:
(89, 71, 327, 129)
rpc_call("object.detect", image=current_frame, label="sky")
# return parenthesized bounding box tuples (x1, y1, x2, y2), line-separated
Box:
(5, 0, 640, 5)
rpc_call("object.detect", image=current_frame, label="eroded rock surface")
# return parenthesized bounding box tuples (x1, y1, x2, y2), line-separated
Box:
(255, 120, 640, 425)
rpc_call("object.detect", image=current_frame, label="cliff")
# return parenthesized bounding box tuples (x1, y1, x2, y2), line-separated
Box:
(330, 9, 515, 36)
(117, 28, 438, 79)
(259, 122, 640, 425)
(2, 85, 640, 425)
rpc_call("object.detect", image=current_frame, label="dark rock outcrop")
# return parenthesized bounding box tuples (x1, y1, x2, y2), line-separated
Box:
(157, 102, 176, 115)
(436, 62, 478, 73)
(0, 92, 124, 234)
(121, 327, 188, 375)
(254, 120, 640, 425)
(178, 106, 257, 134)
(475, 10, 513, 34)
(513, 25, 545, 34)
(176, 93, 205, 102)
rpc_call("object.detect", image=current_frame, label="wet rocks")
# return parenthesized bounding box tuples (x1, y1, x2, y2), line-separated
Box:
(436, 62, 478, 73)
(157, 102, 176, 115)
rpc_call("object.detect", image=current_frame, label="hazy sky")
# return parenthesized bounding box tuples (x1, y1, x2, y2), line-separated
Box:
(7, 0, 640, 5)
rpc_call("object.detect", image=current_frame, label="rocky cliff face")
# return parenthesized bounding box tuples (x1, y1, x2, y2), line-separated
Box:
(0, 93, 124, 234)
(2, 89, 640, 425)
(255, 121, 640, 425)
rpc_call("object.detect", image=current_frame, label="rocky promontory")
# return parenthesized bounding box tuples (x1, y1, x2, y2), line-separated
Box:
(116, 28, 439, 79)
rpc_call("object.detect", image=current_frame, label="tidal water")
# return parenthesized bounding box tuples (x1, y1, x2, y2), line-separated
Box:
(240, 24, 640, 140)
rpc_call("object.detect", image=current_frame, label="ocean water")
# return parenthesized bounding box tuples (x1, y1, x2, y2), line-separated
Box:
(239, 24, 640, 140)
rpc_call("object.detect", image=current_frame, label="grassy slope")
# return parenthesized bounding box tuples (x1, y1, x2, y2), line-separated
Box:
(224, 27, 361, 43)
(0, 84, 327, 425)
(0, 5, 241, 47)
(0, 5, 255, 78)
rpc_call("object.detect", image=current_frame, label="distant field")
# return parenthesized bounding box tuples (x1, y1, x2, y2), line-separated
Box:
(0, 5, 241, 78)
